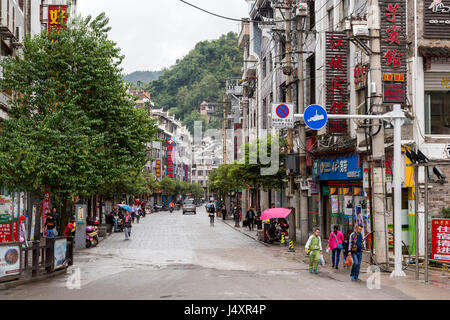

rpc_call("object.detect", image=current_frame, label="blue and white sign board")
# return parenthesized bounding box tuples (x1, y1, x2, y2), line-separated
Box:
(304, 104, 328, 130)
(272, 103, 294, 129)
(313, 155, 362, 181)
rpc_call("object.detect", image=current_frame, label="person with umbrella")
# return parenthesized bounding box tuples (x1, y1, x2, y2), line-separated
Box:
(123, 211, 133, 240)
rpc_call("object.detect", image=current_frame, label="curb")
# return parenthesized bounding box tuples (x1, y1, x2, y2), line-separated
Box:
(0, 269, 67, 291)
(221, 220, 271, 247)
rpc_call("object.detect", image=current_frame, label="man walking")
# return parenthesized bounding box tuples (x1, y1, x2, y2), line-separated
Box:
(207, 201, 215, 226)
(123, 211, 132, 240)
(305, 228, 323, 274)
(246, 208, 255, 231)
(348, 225, 365, 281)
(45, 212, 58, 238)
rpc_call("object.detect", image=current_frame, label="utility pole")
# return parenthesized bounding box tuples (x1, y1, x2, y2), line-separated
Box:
(284, 0, 296, 242)
(296, 10, 308, 245)
(368, 0, 388, 265)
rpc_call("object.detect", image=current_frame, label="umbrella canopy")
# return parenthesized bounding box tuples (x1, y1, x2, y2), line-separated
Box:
(117, 204, 132, 212)
(260, 208, 292, 221)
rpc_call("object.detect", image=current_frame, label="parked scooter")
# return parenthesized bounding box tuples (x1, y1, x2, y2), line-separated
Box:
(153, 204, 162, 212)
(85, 225, 99, 248)
(266, 221, 289, 244)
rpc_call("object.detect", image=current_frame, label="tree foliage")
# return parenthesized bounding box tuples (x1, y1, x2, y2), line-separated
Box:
(0, 14, 157, 203)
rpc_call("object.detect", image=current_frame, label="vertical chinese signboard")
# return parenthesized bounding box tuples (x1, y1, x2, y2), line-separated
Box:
(166, 138, 175, 178)
(431, 219, 450, 262)
(380, 1, 407, 104)
(424, 0, 450, 39)
(326, 32, 348, 134)
(48, 5, 68, 31)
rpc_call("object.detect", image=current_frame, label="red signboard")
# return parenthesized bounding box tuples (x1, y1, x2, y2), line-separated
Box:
(48, 5, 68, 31)
(431, 219, 450, 262)
(380, 1, 407, 104)
(326, 32, 348, 134)
(0, 223, 12, 243)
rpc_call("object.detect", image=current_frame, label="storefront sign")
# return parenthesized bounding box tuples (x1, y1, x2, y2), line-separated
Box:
(48, 5, 68, 31)
(0, 223, 12, 243)
(442, 77, 450, 88)
(308, 181, 319, 195)
(354, 64, 369, 89)
(424, 0, 450, 39)
(315, 155, 362, 181)
(431, 219, 450, 262)
(184, 164, 189, 182)
(326, 32, 348, 134)
(0, 195, 12, 222)
(380, 1, 407, 104)
(0, 244, 21, 278)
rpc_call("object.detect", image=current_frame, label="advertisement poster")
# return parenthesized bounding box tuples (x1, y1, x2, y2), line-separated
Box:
(0, 223, 12, 243)
(344, 196, 353, 219)
(30, 206, 37, 241)
(431, 219, 450, 262)
(0, 194, 12, 221)
(0, 245, 21, 278)
(331, 196, 339, 214)
(54, 238, 67, 270)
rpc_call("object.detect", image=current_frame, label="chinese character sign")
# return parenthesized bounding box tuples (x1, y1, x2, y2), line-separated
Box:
(48, 5, 68, 31)
(431, 219, 450, 262)
(326, 32, 348, 134)
(424, 0, 450, 39)
(380, 1, 407, 103)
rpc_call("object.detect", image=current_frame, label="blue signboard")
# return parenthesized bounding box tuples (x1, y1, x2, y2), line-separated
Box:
(313, 154, 362, 181)
(304, 104, 328, 130)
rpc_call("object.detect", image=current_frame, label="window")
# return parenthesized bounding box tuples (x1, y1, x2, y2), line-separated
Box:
(309, 0, 315, 30)
(328, 9, 334, 32)
(262, 98, 267, 129)
(425, 91, 450, 135)
(262, 57, 267, 78)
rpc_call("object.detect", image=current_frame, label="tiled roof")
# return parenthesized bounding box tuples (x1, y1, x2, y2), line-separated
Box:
(419, 46, 450, 58)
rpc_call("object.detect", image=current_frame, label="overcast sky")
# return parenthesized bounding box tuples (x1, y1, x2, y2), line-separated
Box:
(77, 0, 249, 75)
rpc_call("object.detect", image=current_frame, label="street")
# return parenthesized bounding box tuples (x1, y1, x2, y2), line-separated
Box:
(1, 207, 448, 300)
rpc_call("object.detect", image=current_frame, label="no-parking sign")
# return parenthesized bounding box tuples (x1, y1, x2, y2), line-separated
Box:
(272, 103, 294, 129)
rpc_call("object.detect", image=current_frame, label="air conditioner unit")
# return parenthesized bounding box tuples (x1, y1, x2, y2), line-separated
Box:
(352, 22, 369, 37)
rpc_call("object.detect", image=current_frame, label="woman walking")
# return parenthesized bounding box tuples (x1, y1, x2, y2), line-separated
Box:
(328, 225, 345, 269)
(123, 211, 133, 240)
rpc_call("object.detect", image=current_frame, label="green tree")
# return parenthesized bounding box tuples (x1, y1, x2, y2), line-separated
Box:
(160, 177, 177, 197)
(0, 13, 157, 228)
(189, 183, 205, 200)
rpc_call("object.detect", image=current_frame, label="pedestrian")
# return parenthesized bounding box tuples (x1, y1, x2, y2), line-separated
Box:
(348, 225, 365, 281)
(64, 218, 76, 237)
(222, 204, 227, 221)
(123, 211, 132, 240)
(246, 208, 255, 231)
(135, 208, 140, 224)
(328, 225, 345, 269)
(45, 212, 58, 238)
(131, 209, 136, 223)
(305, 228, 323, 274)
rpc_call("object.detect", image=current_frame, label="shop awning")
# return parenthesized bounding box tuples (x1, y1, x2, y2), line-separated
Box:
(419, 46, 450, 58)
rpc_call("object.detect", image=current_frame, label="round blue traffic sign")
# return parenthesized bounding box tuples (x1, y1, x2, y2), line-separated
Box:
(304, 104, 328, 130)
(276, 104, 290, 119)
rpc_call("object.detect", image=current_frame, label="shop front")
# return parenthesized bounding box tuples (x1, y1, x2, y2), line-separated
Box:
(313, 154, 366, 239)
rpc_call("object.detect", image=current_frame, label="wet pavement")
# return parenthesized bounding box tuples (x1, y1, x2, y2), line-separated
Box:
(0, 207, 449, 300)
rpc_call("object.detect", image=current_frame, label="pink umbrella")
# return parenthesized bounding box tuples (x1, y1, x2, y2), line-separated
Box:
(260, 208, 292, 221)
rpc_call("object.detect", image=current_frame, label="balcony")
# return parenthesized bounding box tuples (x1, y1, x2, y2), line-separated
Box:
(0, 0, 25, 40)
(226, 78, 244, 96)
(238, 20, 250, 49)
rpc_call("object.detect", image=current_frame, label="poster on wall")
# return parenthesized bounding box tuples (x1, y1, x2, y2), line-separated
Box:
(54, 238, 67, 270)
(344, 196, 353, 219)
(0, 245, 21, 279)
(331, 196, 339, 214)
(0, 194, 12, 222)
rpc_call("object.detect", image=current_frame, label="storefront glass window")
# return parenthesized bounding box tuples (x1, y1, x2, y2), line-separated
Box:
(425, 91, 450, 135)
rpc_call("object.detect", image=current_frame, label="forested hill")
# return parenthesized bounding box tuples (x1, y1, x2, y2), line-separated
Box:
(145, 32, 243, 133)
(124, 70, 163, 85)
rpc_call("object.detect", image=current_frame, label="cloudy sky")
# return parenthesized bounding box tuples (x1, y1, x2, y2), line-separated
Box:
(77, 0, 249, 75)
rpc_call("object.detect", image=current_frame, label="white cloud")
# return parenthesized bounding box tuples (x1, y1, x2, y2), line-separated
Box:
(76, 0, 249, 74)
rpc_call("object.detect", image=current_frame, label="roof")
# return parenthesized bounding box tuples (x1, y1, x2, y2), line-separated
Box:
(419, 46, 450, 58)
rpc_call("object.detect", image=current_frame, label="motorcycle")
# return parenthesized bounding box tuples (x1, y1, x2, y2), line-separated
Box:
(85, 225, 99, 248)
(153, 204, 162, 212)
(266, 222, 289, 244)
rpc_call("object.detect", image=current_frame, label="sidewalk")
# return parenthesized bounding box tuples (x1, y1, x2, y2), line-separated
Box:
(221, 218, 450, 299)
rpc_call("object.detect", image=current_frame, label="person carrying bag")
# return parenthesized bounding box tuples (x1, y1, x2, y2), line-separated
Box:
(327, 225, 345, 269)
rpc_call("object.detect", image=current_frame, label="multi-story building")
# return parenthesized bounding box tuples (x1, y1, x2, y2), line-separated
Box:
(199, 101, 220, 124)
(237, 0, 449, 259)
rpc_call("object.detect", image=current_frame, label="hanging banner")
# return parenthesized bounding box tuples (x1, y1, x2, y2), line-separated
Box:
(344, 196, 354, 219)
(166, 138, 175, 179)
(326, 32, 348, 134)
(331, 196, 340, 214)
(380, 0, 407, 104)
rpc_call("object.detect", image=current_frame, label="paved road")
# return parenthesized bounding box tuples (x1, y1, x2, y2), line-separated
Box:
(0, 207, 448, 300)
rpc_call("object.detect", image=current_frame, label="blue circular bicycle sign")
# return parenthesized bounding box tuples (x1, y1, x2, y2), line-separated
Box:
(304, 105, 328, 130)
